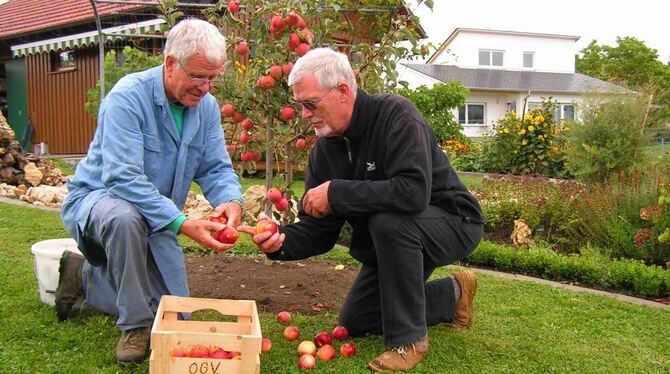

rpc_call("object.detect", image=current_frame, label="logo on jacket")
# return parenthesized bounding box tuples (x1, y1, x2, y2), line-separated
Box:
(366, 161, 376, 172)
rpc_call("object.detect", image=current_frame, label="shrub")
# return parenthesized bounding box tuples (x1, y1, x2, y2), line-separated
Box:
(565, 93, 649, 182)
(481, 99, 569, 177)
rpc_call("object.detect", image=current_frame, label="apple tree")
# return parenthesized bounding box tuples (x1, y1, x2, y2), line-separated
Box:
(196, 0, 432, 223)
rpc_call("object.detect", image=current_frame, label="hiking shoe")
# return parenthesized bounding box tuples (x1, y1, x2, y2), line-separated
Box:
(116, 327, 151, 364)
(55, 250, 84, 321)
(368, 336, 429, 372)
(447, 271, 477, 329)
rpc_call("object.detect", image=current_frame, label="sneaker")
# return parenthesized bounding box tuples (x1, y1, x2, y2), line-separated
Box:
(55, 250, 84, 321)
(116, 327, 151, 364)
(447, 271, 477, 329)
(368, 336, 429, 372)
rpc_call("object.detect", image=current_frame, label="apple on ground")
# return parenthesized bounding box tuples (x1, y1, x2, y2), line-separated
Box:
(331, 325, 349, 341)
(261, 338, 272, 353)
(297, 340, 317, 356)
(339, 342, 357, 358)
(313, 331, 332, 348)
(298, 354, 316, 369)
(277, 310, 292, 324)
(284, 325, 300, 341)
(316, 344, 336, 361)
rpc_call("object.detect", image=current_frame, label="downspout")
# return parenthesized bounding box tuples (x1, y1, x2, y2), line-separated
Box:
(90, 0, 106, 99)
(521, 90, 531, 116)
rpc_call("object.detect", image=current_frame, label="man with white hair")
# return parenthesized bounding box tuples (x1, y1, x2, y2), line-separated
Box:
(241, 48, 484, 372)
(58, 19, 243, 363)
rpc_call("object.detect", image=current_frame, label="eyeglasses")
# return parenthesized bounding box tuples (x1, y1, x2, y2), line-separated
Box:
(295, 88, 335, 111)
(175, 59, 223, 89)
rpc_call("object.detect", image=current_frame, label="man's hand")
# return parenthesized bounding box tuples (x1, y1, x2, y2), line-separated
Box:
(303, 181, 331, 218)
(212, 201, 243, 227)
(179, 219, 234, 253)
(237, 213, 285, 254)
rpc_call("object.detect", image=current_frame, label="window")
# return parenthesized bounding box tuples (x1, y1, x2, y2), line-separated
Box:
(528, 102, 575, 123)
(479, 49, 504, 66)
(523, 51, 534, 68)
(50, 50, 75, 72)
(458, 103, 485, 125)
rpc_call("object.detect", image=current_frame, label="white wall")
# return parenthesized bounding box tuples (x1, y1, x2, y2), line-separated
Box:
(433, 31, 577, 73)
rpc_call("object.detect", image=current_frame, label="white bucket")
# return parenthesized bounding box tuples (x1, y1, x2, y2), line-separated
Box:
(30, 238, 82, 306)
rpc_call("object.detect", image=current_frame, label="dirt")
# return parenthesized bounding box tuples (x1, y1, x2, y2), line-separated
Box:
(186, 255, 358, 315)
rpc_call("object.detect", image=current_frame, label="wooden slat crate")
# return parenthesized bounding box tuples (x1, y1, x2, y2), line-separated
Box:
(149, 295, 262, 374)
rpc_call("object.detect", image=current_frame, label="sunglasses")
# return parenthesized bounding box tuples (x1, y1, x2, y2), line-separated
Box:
(295, 88, 335, 111)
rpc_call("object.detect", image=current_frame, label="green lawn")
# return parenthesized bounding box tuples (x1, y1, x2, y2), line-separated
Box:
(1, 202, 669, 373)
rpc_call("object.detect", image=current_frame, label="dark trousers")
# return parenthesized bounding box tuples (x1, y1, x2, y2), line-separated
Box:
(338, 206, 483, 347)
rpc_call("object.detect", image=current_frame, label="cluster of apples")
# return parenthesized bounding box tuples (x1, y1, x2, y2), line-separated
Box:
(210, 215, 239, 245)
(266, 187, 289, 212)
(271, 310, 357, 370)
(169, 344, 241, 360)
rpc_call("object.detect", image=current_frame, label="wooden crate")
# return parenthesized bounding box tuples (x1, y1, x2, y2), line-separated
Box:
(149, 295, 262, 374)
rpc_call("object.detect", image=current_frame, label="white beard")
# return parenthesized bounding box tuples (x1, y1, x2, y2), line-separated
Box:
(313, 123, 333, 138)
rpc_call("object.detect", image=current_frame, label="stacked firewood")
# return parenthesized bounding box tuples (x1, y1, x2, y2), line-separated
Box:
(0, 112, 68, 208)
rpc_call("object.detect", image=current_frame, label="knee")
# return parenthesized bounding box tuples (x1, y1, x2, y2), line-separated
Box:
(103, 200, 147, 236)
(368, 212, 403, 239)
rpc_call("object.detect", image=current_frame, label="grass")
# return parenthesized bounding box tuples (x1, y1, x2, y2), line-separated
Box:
(2, 202, 670, 373)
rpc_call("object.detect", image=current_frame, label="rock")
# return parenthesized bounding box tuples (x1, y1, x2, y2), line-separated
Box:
(511, 219, 535, 247)
(23, 162, 44, 186)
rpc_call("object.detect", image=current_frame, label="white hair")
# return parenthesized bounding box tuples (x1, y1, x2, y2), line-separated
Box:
(164, 18, 227, 65)
(288, 48, 357, 91)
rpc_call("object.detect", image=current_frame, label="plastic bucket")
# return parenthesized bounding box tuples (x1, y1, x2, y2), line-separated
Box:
(30, 238, 82, 305)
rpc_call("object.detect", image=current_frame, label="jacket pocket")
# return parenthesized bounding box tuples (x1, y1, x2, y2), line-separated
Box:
(142, 133, 162, 179)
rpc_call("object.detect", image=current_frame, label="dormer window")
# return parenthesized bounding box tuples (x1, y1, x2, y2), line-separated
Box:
(479, 49, 503, 66)
(523, 51, 534, 68)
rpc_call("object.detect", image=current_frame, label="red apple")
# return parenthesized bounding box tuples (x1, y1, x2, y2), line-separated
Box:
(297, 340, 317, 356)
(240, 151, 253, 162)
(215, 226, 239, 244)
(227, 0, 240, 14)
(256, 219, 279, 235)
(284, 325, 300, 341)
(313, 331, 332, 348)
(339, 342, 357, 358)
(295, 14, 307, 29)
(270, 15, 285, 33)
(261, 338, 272, 353)
(287, 33, 300, 50)
(232, 111, 245, 123)
(298, 354, 316, 369)
(284, 12, 300, 26)
(269, 65, 283, 80)
(274, 198, 289, 211)
(241, 118, 253, 130)
(189, 344, 210, 358)
(295, 138, 307, 150)
(257, 75, 276, 89)
(210, 347, 229, 359)
(169, 346, 188, 357)
(267, 187, 283, 203)
(276, 310, 292, 324)
(236, 41, 249, 55)
(331, 325, 349, 341)
(239, 132, 250, 144)
(316, 344, 336, 361)
(251, 150, 262, 161)
(282, 62, 293, 76)
(228, 351, 241, 359)
(295, 42, 311, 57)
(281, 106, 295, 121)
(221, 103, 235, 117)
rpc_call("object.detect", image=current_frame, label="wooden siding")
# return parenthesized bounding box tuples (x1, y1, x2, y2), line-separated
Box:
(27, 48, 97, 154)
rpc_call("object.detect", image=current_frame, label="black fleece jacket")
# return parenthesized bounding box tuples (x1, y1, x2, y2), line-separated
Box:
(268, 89, 482, 265)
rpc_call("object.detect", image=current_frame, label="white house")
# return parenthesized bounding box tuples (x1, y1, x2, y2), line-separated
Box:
(399, 28, 628, 137)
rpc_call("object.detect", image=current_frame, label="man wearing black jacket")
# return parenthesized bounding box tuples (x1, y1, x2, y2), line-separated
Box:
(240, 48, 484, 372)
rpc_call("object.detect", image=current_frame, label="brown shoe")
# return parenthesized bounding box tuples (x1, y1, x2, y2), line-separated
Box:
(116, 327, 151, 364)
(447, 271, 477, 329)
(368, 336, 429, 372)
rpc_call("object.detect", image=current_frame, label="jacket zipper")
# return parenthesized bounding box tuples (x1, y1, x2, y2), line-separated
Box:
(343, 137, 353, 164)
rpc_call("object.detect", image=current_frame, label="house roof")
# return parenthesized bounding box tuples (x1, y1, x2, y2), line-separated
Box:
(403, 64, 629, 94)
(428, 27, 580, 64)
(0, 0, 147, 39)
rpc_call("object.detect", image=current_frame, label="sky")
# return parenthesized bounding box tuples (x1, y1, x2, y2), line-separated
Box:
(410, 0, 670, 64)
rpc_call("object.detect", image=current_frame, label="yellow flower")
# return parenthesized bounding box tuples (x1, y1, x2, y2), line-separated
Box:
(522, 140, 528, 145)
(528, 125, 535, 132)
(519, 129, 526, 135)
(524, 114, 533, 122)
(535, 115, 544, 123)
(504, 128, 510, 134)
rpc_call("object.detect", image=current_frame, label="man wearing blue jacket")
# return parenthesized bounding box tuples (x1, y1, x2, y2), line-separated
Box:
(241, 48, 484, 372)
(57, 19, 243, 364)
